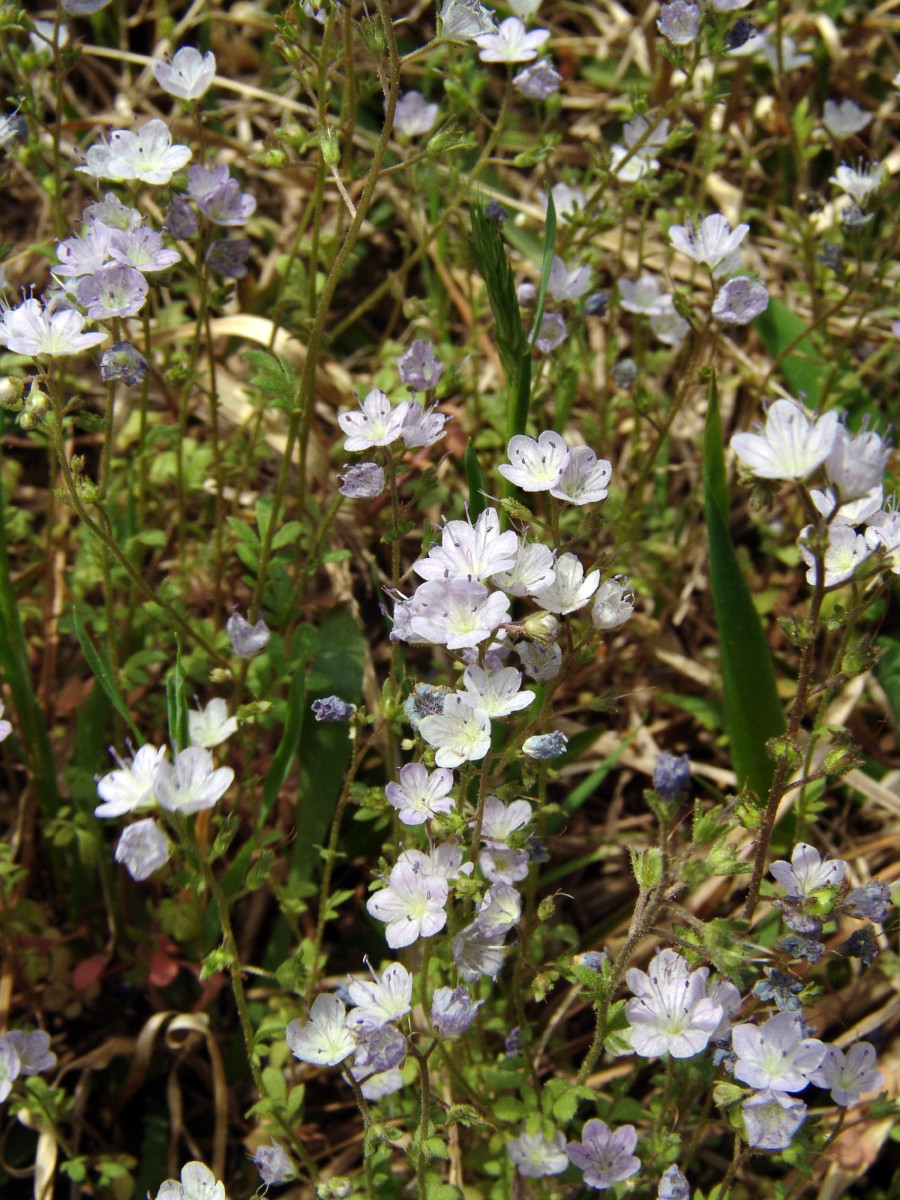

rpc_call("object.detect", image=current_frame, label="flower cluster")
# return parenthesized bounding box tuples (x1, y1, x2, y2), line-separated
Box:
(731, 401, 894, 589)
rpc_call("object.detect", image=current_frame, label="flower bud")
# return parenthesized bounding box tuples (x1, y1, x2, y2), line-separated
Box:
(318, 126, 341, 166)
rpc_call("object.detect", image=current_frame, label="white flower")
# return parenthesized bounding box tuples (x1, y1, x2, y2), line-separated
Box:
(866, 511, 900, 573)
(550, 445, 612, 505)
(492, 538, 556, 597)
(366, 860, 449, 948)
(338, 389, 410, 452)
(547, 255, 591, 301)
(810, 1042, 883, 1107)
(822, 425, 890, 504)
(480, 796, 533, 844)
(830, 162, 885, 207)
(618, 274, 673, 316)
(732, 1012, 827, 1092)
(29, 19, 70, 55)
(2, 1029, 56, 1076)
(154, 1163, 225, 1200)
(418, 694, 492, 768)
(152, 47, 217, 101)
(393, 91, 439, 137)
(592, 576, 634, 629)
(625, 948, 723, 1059)
(413, 507, 518, 583)
(0, 700, 11, 743)
(115, 819, 172, 881)
(347, 962, 413, 1029)
(286, 994, 357, 1067)
(95, 744, 167, 818)
(669, 213, 749, 278)
(610, 142, 659, 181)
(799, 523, 871, 588)
(54, 222, 115, 279)
(507, 1127, 568, 1177)
(460, 664, 534, 718)
(730, 399, 840, 481)
(542, 182, 585, 220)
(0, 297, 108, 357)
(651, 309, 691, 346)
(498, 430, 569, 491)
(506, 0, 542, 18)
(742, 1090, 807, 1151)
(78, 120, 192, 185)
(532, 552, 599, 614)
(188, 698, 239, 748)
(822, 99, 871, 139)
(769, 842, 847, 898)
(400, 401, 447, 448)
(475, 16, 549, 62)
(155, 746, 234, 814)
(385, 762, 455, 825)
(0, 1040, 20, 1103)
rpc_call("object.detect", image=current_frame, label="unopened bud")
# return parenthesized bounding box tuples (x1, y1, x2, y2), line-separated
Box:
(318, 126, 340, 166)
(521, 611, 559, 643)
(0, 376, 24, 407)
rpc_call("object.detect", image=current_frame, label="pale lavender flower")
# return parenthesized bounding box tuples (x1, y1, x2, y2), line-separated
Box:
(625, 948, 723, 1058)
(592, 576, 634, 629)
(513, 60, 562, 99)
(95, 744, 166, 818)
(351, 1024, 406, 1075)
(522, 731, 568, 759)
(339, 389, 410, 452)
(731, 399, 840, 481)
(0, 297, 108, 357)
(366, 860, 448, 948)
(440, 0, 497, 39)
(253, 1144, 295, 1186)
(830, 161, 884, 207)
(543, 181, 585, 220)
(393, 91, 439, 137)
(669, 213, 749, 278)
(430, 986, 482, 1037)
(799, 523, 870, 588)
(0, 1040, 20, 1102)
(480, 797, 533, 844)
(62, 0, 113, 12)
(533, 311, 568, 353)
(79, 120, 192, 185)
(499, 430, 569, 491)
(3, 1030, 56, 1076)
(517, 280, 537, 305)
(810, 1042, 883, 1106)
(226, 611, 269, 658)
(408, 578, 510, 650)
(115, 819, 172, 881)
(84, 194, 142, 231)
(418, 694, 493, 768)
(54, 222, 115, 278)
(566, 1119, 641, 1190)
(155, 746, 234, 815)
(658, 1164, 690, 1199)
(400, 400, 448, 447)
(385, 762, 455, 825)
(741, 1089, 807, 1150)
(657, 1, 700, 45)
(843, 881, 892, 924)
(492, 538, 555, 597)
(109, 226, 181, 273)
(188, 699, 238, 748)
(311, 696, 357, 722)
(286, 994, 356, 1066)
(206, 238, 251, 279)
(769, 842, 847, 898)
(550, 445, 612, 505)
(76, 265, 148, 319)
(164, 197, 199, 240)
(0, 111, 27, 150)
(823, 99, 871, 139)
(199, 180, 257, 226)
(480, 845, 530, 884)
(709, 0, 752, 7)
(357, 1067, 404, 1100)
(731, 1012, 827, 1092)
(712, 278, 769, 324)
(398, 338, 444, 390)
(0, 700, 11, 743)
(155, 1163, 225, 1200)
(547, 255, 592, 302)
(475, 16, 549, 62)
(339, 462, 385, 499)
(100, 341, 148, 386)
(533, 552, 599, 614)
(507, 1127, 568, 1177)
(347, 962, 413, 1029)
(453, 925, 508, 981)
(516, 639, 562, 681)
(152, 47, 217, 102)
(473, 883, 522, 936)
(651, 309, 691, 346)
(402, 841, 473, 884)
(185, 163, 230, 201)
(507, 0, 542, 17)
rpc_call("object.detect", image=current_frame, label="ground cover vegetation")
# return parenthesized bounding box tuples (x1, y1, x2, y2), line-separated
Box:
(1, 0, 900, 1197)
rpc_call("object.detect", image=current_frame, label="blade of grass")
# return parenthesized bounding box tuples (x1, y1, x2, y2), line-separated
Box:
(703, 374, 784, 799)
(73, 604, 143, 745)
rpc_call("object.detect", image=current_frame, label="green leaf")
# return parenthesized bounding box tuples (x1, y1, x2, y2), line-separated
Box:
(243, 349, 298, 413)
(753, 297, 826, 408)
(528, 185, 557, 357)
(259, 637, 313, 827)
(72, 605, 142, 744)
(703, 374, 784, 800)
